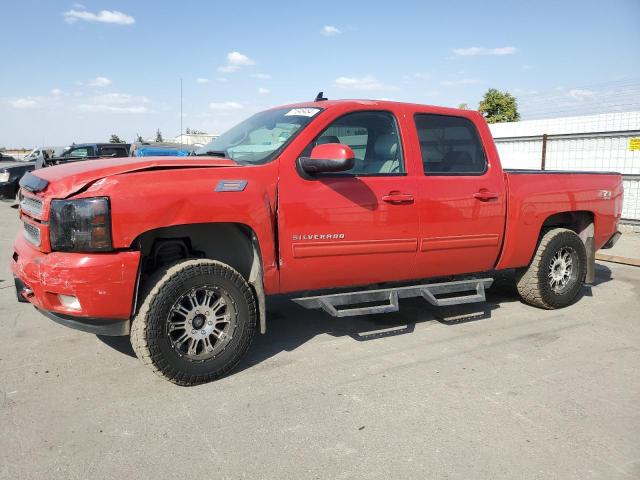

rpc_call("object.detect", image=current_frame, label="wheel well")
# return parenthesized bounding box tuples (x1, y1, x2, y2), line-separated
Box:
(541, 211, 594, 240)
(131, 222, 268, 333)
(133, 223, 256, 280)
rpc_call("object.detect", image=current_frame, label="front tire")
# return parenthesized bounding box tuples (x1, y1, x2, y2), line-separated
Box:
(131, 259, 257, 385)
(516, 228, 587, 309)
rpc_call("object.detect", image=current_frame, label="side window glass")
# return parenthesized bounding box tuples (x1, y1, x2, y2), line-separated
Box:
(415, 114, 487, 175)
(100, 147, 125, 157)
(304, 111, 404, 175)
(69, 147, 90, 158)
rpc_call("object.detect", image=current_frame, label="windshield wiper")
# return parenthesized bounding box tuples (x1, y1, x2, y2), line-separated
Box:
(196, 150, 228, 158)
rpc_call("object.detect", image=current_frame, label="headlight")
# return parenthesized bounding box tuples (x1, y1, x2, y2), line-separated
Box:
(50, 197, 112, 252)
(0, 171, 9, 183)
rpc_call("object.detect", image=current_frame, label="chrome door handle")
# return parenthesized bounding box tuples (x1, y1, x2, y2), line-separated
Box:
(382, 192, 414, 204)
(473, 190, 499, 201)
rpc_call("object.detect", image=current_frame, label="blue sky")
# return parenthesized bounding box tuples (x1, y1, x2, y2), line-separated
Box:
(1, 0, 639, 147)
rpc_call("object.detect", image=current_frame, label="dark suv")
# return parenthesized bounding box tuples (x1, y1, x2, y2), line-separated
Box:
(40, 143, 130, 168)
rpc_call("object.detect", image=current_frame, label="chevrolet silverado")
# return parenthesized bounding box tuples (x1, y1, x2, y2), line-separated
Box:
(11, 98, 623, 385)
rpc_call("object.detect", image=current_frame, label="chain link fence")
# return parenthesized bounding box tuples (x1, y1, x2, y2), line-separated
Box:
(490, 111, 640, 223)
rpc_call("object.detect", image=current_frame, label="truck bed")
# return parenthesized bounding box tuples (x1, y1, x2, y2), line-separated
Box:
(496, 170, 623, 270)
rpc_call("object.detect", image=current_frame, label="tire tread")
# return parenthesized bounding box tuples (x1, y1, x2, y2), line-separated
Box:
(515, 228, 586, 309)
(130, 259, 256, 385)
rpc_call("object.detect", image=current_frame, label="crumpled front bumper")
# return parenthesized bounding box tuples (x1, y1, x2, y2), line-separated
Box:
(11, 233, 140, 336)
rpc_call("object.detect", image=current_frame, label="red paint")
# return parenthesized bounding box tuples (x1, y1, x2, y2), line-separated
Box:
(11, 100, 623, 322)
(11, 234, 139, 318)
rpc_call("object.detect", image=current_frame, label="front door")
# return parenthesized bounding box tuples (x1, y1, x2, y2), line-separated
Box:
(278, 110, 419, 293)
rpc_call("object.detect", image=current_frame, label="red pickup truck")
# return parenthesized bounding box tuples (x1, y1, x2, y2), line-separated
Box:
(12, 98, 623, 385)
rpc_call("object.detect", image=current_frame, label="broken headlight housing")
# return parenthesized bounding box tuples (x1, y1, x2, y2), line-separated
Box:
(49, 197, 112, 252)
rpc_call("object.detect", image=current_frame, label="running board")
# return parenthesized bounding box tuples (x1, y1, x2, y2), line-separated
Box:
(292, 278, 493, 318)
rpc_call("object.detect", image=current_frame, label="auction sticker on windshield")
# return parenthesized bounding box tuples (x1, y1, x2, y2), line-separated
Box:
(285, 108, 320, 117)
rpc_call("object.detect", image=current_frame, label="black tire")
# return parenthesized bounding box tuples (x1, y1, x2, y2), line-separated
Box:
(130, 259, 257, 385)
(515, 228, 587, 309)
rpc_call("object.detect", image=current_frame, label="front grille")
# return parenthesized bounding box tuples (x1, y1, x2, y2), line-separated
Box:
(23, 222, 41, 247)
(20, 194, 43, 218)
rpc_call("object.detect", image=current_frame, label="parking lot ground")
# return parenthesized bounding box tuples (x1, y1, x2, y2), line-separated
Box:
(1, 199, 639, 480)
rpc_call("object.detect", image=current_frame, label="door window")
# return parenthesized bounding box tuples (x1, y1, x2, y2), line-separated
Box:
(415, 114, 487, 175)
(65, 147, 94, 158)
(304, 111, 405, 175)
(100, 146, 127, 157)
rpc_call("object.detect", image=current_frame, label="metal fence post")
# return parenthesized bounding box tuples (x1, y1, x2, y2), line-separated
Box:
(541, 133, 548, 170)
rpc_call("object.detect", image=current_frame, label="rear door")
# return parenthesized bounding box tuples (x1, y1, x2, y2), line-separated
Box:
(277, 108, 420, 293)
(409, 112, 506, 277)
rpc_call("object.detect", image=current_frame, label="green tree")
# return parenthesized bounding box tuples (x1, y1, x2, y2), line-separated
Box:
(109, 134, 123, 143)
(478, 88, 520, 123)
(457, 103, 468, 110)
(135, 133, 144, 143)
(155, 128, 163, 142)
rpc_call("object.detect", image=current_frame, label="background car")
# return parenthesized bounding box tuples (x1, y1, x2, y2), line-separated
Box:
(39, 143, 131, 168)
(0, 152, 36, 200)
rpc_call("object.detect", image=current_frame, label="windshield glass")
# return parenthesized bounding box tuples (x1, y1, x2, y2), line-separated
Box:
(194, 107, 322, 164)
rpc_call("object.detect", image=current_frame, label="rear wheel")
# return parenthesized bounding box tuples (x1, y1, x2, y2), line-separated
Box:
(516, 228, 587, 309)
(131, 259, 257, 385)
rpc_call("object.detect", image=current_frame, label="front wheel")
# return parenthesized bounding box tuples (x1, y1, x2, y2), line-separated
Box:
(515, 228, 587, 309)
(131, 259, 257, 385)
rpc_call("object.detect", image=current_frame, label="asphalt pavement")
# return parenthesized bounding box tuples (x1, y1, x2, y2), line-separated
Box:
(1, 199, 639, 480)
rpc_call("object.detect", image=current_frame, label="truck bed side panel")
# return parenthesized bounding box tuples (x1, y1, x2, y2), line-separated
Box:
(496, 171, 623, 270)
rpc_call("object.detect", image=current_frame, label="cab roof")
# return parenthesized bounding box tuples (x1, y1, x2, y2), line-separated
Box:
(273, 98, 480, 118)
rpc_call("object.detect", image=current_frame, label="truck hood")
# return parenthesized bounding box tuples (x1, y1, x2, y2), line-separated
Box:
(26, 156, 238, 198)
(0, 160, 33, 170)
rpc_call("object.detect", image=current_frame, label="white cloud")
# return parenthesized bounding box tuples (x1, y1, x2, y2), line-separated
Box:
(568, 89, 596, 99)
(218, 51, 255, 73)
(453, 46, 517, 56)
(251, 73, 272, 80)
(334, 75, 398, 91)
(215, 77, 228, 82)
(322, 25, 341, 36)
(209, 101, 244, 111)
(79, 104, 147, 113)
(89, 76, 112, 87)
(258, 88, 270, 94)
(10, 97, 39, 109)
(440, 78, 480, 86)
(50, 88, 63, 96)
(196, 77, 210, 84)
(78, 92, 149, 113)
(63, 9, 135, 25)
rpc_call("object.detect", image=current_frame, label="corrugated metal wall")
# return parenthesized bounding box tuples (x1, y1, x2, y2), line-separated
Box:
(489, 111, 640, 222)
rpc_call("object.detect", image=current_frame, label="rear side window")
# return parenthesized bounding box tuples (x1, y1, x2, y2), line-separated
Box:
(100, 146, 127, 157)
(414, 114, 487, 175)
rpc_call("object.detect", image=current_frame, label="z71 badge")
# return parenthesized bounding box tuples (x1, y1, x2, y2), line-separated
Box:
(599, 190, 612, 200)
(292, 233, 345, 241)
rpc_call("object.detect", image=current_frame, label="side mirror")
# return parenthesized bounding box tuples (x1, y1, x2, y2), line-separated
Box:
(299, 143, 355, 174)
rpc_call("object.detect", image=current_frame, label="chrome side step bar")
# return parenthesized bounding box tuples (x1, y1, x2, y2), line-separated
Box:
(292, 278, 493, 318)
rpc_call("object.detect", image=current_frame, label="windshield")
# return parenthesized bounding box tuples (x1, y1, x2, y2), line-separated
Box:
(194, 107, 323, 164)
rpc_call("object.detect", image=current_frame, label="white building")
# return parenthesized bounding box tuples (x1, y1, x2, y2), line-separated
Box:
(489, 111, 640, 222)
(172, 133, 217, 147)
